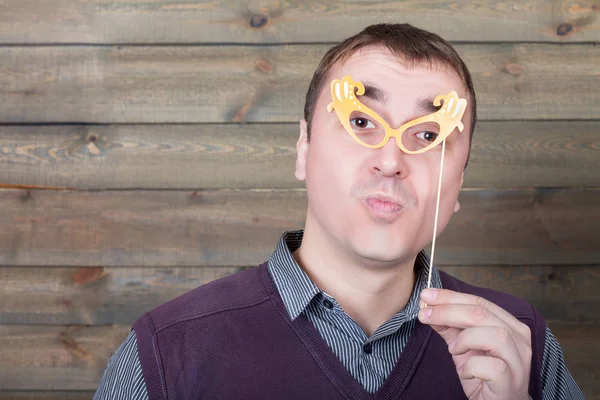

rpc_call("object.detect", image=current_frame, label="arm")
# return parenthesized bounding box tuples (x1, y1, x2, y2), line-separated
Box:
(93, 330, 149, 400)
(540, 327, 585, 399)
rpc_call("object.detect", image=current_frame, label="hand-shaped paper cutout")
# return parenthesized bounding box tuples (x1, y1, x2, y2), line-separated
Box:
(327, 75, 468, 154)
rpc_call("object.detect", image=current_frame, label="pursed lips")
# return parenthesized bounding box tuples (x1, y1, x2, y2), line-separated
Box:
(363, 194, 405, 215)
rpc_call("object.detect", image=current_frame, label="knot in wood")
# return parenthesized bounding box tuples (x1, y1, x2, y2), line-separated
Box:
(73, 267, 105, 285)
(256, 59, 273, 73)
(556, 23, 573, 36)
(250, 13, 268, 29)
(504, 63, 525, 76)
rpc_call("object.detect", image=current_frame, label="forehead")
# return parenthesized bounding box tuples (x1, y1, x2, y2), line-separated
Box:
(325, 45, 467, 101)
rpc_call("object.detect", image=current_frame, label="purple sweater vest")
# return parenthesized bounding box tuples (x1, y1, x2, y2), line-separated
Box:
(133, 263, 546, 399)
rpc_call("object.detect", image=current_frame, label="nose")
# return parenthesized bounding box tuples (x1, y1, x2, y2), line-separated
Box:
(370, 137, 409, 178)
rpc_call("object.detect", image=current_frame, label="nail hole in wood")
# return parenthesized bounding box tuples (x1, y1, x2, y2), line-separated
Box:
(20, 190, 33, 203)
(556, 23, 573, 36)
(250, 14, 268, 29)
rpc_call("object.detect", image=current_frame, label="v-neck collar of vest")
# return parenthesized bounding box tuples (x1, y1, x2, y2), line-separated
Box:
(258, 262, 434, 400)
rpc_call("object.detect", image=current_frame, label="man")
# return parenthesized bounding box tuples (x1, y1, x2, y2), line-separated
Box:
(94, 24, 584, 399)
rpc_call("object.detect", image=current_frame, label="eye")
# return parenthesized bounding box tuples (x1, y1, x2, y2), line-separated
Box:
(350, 117, 375, 129)
(415, 131, 438, 142)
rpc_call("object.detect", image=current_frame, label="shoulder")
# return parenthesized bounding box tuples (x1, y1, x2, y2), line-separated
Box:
(135, 263, 271, 335)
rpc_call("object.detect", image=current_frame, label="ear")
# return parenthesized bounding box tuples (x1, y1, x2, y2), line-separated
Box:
(453, 171, 464, 213)
(295, 119, 309, 181)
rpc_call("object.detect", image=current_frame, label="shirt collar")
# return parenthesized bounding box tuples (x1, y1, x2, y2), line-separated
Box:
(268, 230, 442, 321)
(268, 230, 320, 320)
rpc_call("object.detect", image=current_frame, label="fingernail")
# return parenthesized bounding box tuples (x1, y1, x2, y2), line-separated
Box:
(421, 288, 437, 302)
(419, 307, 432, 320)
(448, 339, 456, 352)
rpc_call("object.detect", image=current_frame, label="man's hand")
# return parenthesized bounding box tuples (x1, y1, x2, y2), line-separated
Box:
(418, 288, 532, 400)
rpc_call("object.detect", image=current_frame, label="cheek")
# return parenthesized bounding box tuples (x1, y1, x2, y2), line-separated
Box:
(407, 156, 438, 196)
(412, 153, 463, 215)
(307, 129, 364, 184)
(305, 139, 347, 203)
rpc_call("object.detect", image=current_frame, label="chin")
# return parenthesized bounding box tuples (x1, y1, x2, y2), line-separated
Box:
(354, 247, 411, 267)
(346, 231, 416, 266)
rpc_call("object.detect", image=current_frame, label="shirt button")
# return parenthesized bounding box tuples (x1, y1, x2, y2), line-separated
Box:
(323, 299, 334, 309)
(363, 343, 373, 354)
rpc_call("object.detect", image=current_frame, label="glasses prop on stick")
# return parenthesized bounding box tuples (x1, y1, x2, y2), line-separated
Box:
(326, 76, 468, 304)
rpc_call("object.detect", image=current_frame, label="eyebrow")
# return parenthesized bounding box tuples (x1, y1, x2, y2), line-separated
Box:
(362, 83, 389, 104)
(361, 83, 441, 114)
(419, 98, 442, 114)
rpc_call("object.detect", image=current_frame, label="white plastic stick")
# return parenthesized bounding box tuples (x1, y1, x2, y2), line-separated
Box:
(427, 139, 446, 289)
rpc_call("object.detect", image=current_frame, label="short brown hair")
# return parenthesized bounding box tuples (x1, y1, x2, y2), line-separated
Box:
(303, 23, 477, 167)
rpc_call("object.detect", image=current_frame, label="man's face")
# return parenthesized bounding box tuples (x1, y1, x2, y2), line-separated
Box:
(295, 45, 472, 266)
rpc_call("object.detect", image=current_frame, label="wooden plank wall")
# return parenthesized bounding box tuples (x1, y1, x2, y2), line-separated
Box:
(0, 0, 599, 398)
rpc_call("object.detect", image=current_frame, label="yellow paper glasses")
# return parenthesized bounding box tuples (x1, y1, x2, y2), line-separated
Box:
(326, 75, 468, 153)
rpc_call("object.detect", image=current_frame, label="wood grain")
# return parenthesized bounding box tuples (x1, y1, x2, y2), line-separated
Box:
(0, 325, 130, 390)
(0, 0, 598, 44)
(1, 44, 598, 123)
(0, 392, 93, 400)
(441, 266, 600, 322)
(0, 322, 596, 395)
(439, 188, 600, 265)
(1, 121, 598, 190)
(0, 266, 242, 325)
(0, 188, 598, 267)
(1, 265, 598, 326)
(464, 121, 600, 188)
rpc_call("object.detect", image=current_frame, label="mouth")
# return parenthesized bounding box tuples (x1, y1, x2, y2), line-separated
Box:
(362, 195, 405, 216)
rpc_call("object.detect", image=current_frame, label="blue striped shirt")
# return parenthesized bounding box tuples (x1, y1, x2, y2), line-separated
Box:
(94, 230, 585, 399)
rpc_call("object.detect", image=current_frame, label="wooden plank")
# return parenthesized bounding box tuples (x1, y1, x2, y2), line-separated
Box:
(0, 266, 242, 325)
(1, 265, 598, 326)
(0, 44, 599, 123)
(0, 188, 598, 267)
(0, 325, 130, 390)
(440, 188, 600, 265)
(0, 123, 298, 190)
(0, 392, 92, 400)
(440, 266, 600, 322)
(1, 121, 599, 190)
(465, 121, 600, 188)
(0, 0, 598, 44)
(0, 323, 596, 395)
(0, 189, 307, 268)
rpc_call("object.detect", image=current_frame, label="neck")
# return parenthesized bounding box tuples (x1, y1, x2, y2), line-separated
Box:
(293, 216, 417, 337)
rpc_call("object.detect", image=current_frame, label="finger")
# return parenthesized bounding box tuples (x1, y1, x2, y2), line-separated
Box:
(420, 288, 530, 340)
(419, 303, 505, 332)
(459, 355, 506, 381)
(450, 327, 523, 378)
(460, 355, 521, 397)
(418, 309, 463, 344)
